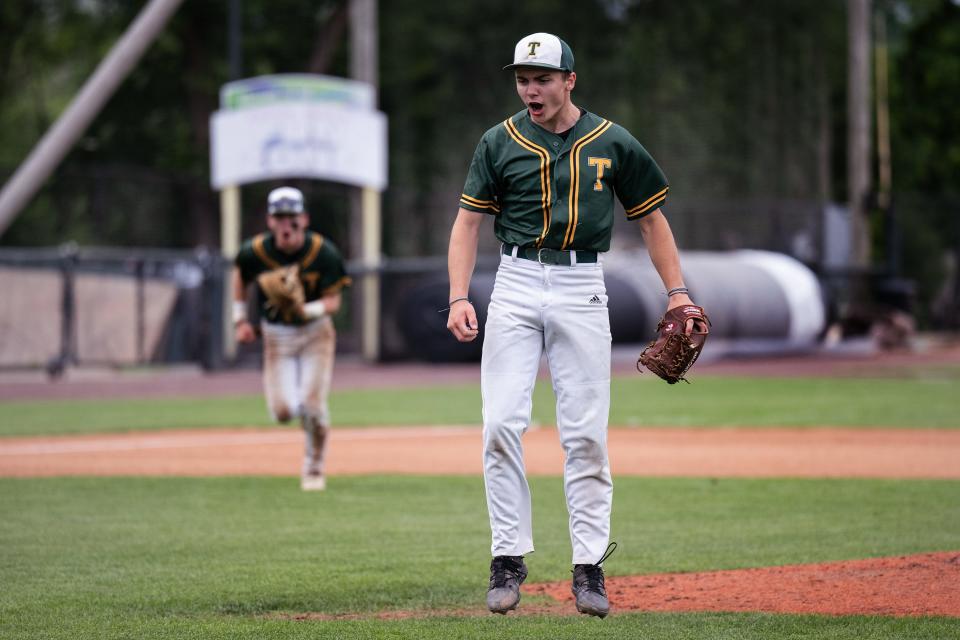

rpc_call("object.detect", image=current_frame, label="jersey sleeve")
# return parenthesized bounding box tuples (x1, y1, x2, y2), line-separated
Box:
(458, 134, 501, 215)
(615, 134, 669, 220)
(315, 242, 352, 295)
(234, 239, 260, 285)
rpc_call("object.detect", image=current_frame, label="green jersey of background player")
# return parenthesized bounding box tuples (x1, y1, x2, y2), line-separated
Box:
(447, 32, 702, 618)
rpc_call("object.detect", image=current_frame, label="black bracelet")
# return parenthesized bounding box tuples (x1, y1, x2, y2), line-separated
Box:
(438, 297, 472, 313)
(667, 287, 689, 297)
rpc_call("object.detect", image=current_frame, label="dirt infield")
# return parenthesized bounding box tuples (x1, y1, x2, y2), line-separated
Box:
(3, 425, 960, 479)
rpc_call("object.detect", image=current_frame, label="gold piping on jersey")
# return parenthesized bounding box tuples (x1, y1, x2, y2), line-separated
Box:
(252, 234, 282, 269)
(504, 117, 552, 248)
(562, 119, 612, 249)
(626, 186, 669, 219)
(460, 193, 501, 213)
(321, 275, 353, 295)
(253, 232, 325, 270)
(299, 233, 324, 269)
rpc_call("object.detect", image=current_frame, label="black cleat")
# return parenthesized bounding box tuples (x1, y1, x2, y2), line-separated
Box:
(572, 542, 617, 618)
(486, 555, 528, 614)
(572, 563, 609, 617)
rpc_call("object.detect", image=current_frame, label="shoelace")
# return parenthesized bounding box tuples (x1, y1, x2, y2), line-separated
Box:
(581, 564, 606, 594)
(490, 556, 524, 588)
(575, 541, 618, 593)
(596, 541, 618, 566)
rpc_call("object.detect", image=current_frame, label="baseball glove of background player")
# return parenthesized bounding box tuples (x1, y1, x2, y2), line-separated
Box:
(257, 264, 306, 323)
(638, 305, 711, 384)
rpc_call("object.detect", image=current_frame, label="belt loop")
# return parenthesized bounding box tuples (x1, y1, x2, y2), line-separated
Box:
(510, 244, 519, 262)
(570, 250, 578, 266)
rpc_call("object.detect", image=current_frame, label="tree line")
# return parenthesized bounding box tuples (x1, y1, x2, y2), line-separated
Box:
(0, 0, 957, 325)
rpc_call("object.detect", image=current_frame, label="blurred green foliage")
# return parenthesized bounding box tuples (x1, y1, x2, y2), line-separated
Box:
(0, 0, 957, 322)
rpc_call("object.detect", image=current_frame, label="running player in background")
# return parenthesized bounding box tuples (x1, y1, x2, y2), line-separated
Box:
(233, 186, 350, 491)
(446, 33, 699, 617)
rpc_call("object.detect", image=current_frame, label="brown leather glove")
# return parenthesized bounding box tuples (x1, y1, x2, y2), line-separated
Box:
(637, 305, 711, 384)
(256, 264, 306, 323)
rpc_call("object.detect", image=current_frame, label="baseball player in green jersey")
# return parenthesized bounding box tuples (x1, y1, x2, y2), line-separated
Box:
(446, 33, 702, 617)
(233, 186, 351, 491)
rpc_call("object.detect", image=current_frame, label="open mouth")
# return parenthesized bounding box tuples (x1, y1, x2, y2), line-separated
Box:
(528, 101, 544, 116)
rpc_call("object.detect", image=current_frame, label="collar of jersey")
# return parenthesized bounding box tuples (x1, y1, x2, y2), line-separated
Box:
(265, 230, 313, 262)
(514, 108, 597, 148)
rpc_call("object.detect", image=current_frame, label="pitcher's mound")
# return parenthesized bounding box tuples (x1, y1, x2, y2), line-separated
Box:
(527, 551, 960, 617)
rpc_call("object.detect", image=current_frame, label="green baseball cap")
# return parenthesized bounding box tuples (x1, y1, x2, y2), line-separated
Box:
(503, 32, 575, 72)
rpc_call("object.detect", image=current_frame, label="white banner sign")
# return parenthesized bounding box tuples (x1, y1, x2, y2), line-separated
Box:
(210, 102, 387, 190)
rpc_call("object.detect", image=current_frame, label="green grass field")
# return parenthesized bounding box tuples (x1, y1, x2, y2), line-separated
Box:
(2, 475, 959, 639)
(2, 374, 959, 436)
(2, 369, 959, 638)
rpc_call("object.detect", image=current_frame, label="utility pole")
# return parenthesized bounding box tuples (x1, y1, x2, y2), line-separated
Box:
(220, 0, 243, 363)
(349, 0, 382, 361)
(848, 0, 872, 268)
(874, 9, 899, 276)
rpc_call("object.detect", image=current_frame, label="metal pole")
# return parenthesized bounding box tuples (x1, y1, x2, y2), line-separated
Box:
(361, 187, 381, 360)
(221, 185, 241, 361)
(49, 243, 79, 378)
(350, 0, 381, 361)
(874, 9, 891, 212)
(874, 9, 897, 277)
(0, 0, 186, 237)
(847, 0, 872, 268)
(221, 0, 243, 364)
(228, 0, 243, 81)
(135, 259, 146, 363)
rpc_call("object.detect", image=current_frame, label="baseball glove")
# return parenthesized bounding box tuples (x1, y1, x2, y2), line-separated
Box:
(637, 305, 711, 384)
(257, 264, 306, 323)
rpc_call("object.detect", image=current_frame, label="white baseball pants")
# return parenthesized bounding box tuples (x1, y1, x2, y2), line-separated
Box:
(481, 251, 613, 565)
(260, 316, 336, 475)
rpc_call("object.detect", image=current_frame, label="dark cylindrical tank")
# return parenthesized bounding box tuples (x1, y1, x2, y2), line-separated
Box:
(394, 250, 825, 361)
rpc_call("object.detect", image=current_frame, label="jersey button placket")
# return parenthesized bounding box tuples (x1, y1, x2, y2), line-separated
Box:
(552, 146, 570, 249)
(548, 148, 562, 245)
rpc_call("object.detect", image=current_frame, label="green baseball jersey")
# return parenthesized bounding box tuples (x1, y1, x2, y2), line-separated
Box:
(460, 109, 668, 252)
(235, 230, 350, 325)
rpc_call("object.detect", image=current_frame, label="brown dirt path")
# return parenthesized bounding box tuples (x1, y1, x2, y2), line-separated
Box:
(2, 425, 960, 479)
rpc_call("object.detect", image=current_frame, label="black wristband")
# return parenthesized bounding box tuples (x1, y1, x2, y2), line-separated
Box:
(438, 297, 472, 313)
